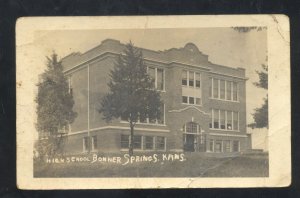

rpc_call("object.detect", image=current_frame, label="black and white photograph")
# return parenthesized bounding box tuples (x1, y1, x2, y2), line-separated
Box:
(16, 15, 290, 189)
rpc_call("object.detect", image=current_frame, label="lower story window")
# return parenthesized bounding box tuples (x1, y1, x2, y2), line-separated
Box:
(215, 140, 222, 153)
(133, 135, 142, 149)
(91, 135, 97, 151)
(121, 134, 129, 149)
(209, 140, 214, 152)
(83, 137, 89, 152)
(145, 136, 154, 150)
(233, 140, 240, 152)
(224, 140, 231, 152)
(156, 136, 166, 150)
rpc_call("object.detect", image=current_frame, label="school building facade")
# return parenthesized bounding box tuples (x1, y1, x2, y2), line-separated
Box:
(61, 39, 252, 154)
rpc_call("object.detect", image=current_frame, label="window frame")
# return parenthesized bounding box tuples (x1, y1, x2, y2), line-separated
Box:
(148, 66, 165, 91)
(156, 136, 166, 151)
(210, 77, 239, 102)
(210, 109, 239, 132)
(144, 136, 154, 150)
(91, 135, 97, 151)
(120, 134, 130, 149)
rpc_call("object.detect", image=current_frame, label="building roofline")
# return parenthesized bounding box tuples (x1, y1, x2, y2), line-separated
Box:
(62, 39, 247, 79)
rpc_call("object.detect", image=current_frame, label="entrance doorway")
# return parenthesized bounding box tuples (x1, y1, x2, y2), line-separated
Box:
(183, 122, 205, 152)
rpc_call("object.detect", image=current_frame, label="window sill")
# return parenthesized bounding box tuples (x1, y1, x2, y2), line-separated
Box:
(209, 128, 240, 132)
(182, 103, 202, 107)
(209, 98, 240, 103)
(120, 121, 167, 127)
(120, 148, 166, 152)
(182, 85, 201, 89)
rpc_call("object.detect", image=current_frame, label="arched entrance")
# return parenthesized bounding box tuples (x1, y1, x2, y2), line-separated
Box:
(183, 122, 206, 152)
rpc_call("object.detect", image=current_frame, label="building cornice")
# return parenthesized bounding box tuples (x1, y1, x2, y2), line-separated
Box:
(63, 51, 247, 80)
(66, 125, 170, 136)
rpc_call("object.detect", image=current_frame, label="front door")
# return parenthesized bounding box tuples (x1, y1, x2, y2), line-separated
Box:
(185, 134, 195, 152)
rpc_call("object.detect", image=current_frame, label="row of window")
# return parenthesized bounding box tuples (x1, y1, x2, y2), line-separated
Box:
(182, 96, 201, 105)
(121, 134, 166, 150)
(83, 136, 97, 152)
(209, 109, 239, 131)
(209, 78, 238, 101)
(121, 104, 165, 125)
(182, 70, 201, 88)
(208, 140, 240, 152)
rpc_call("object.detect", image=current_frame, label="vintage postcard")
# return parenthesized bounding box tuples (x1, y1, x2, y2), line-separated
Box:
(16, 15, 290, 189)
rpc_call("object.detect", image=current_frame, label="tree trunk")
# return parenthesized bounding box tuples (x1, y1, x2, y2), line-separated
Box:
(129, 122, 134, 156)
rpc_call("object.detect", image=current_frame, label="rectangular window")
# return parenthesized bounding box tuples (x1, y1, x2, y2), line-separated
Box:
(156, 136, 166, 150)
(215, 141, 222, 153)
(233, 82, 238, 101)
(195, 73, 201, 88)
(220, 110, 226, 129)
(224, 140, 231, 152)
(209, 140, 214, 152)
(182, 70, 187, 86)
(213, 78, 219, 98)
(195, 98, 201, 105)
(189, 97, 195, 104)
(157, 68, 164, 90)
(209, 77, 212, 98)
(233, 111, 239, 131)
(189, 71, 194, 87)
(209, 109, 212, 128)
(226, 81, 232, 100)
(121, 134, 129, 149)
(68, 76, 73, 96)
(145, 136, 154, 150)
(227, 111, 233, 130)
(148, 67, 156, 89)
(133, 135, 142, 149)
(91, 136, 97, 151)
(157, 103, 165, 124)
(182, 96, 188, 104)
(83, 137, 89, 152)
(233, 141, 239, 152)
(213, 109, 219, 129)
(220, 80, 225, 99)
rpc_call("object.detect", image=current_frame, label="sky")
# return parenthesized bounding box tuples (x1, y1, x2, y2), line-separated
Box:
(32, 28, 268, 149)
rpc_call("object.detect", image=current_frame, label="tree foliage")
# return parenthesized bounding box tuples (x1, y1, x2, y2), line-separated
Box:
(36, 53, 77, 158)
(100, 42, 162, 155)
(249, 64, 268, 129)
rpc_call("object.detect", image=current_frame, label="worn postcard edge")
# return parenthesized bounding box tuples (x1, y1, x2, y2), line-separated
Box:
(16, 15, 290, 189)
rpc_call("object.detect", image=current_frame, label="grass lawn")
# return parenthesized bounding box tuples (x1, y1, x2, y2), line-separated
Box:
(34, 152, 268, 178)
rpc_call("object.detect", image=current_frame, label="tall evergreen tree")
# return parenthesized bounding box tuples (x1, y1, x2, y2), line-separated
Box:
(248, 64, 268, 129)
(36, 53, 77, 157)
(100, 42, 162, 155)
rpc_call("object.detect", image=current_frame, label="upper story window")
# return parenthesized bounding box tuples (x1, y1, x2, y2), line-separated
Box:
(121, 103, 165, 125)
(148, 67, 165, 91)
(209, 77, 239, 102)
(68, 76, 73, 96)
(182, 70, 201, 88)
(209, 109, 239, 131)
(182, 70, 202, 105)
